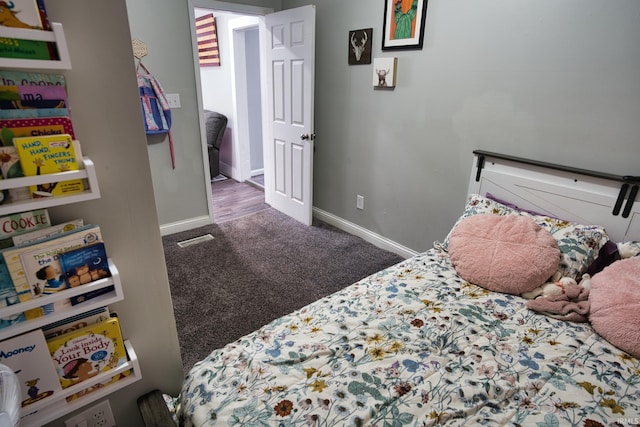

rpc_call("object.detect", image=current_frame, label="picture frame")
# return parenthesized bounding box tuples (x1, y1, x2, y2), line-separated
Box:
(348, 28, 372, 65)
(382, 0, 428, 51)
(372, 57, 398, 88)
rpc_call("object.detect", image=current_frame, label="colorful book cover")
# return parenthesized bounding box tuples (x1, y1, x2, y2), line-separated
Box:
(14, 133, 84, 197)
(0, 70, 65, 87)
(0, 0, 47, 29)
(35, 0, 51, 30)
(18, 84, 67, 101)
(0, 107, 70, 120)
(42, 306, 110, 339)
(0, 37, 55, 60)
(0, 99, 66, 109)
(0, 85, 19, 100)
(58, 242, 111, 288)
(1, 224, 101, 307)
(0, 259, 25, 328)
(66, 369, 132, 402)
(12, 218, 83, 246)
(0, 146, 30, 203)
(0, 329, 63, 407)
(46, 317, 127, 389)
(0, 84, 67, 102)
(0, 116, 75, 146)
(0, 208, 50, 248)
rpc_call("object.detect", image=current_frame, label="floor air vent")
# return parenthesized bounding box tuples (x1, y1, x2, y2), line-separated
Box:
(177, 234, 214, 248)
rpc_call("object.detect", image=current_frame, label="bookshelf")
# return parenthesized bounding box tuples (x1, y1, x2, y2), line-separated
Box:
(0, 23, 72, 70)
(0, 157, 101, 216)
(0, 22, 141, 424)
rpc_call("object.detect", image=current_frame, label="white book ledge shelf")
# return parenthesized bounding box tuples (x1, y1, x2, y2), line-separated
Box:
(22, 340, 141, 426)
(0, 23, 72, 70)
(0, 157, 100, 216)
(0, 259, 122, 341)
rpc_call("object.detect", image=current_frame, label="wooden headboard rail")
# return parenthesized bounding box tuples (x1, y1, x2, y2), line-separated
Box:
(473, 150, 640, 219)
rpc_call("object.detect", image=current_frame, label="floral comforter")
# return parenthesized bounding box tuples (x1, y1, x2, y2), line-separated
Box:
(175, 249, 640, 426)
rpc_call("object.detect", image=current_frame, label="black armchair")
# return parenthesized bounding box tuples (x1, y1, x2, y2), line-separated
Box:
(204, 110, 228, 178)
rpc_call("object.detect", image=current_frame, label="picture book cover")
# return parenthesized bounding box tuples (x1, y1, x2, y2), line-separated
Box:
(58, 242, 111, 288)
(14, 133, 83, 197)
(0, 146, 32, 204)
(0, 70, 64, 87)
(46, 316, 127, 389)
(0, 208, 50, 248)
(0, 0, 47, 29)
(0, 255, 38, 322)
(0, 259, 25, 329)
(0, 329, 63, 407)
(0, 37, 55, 60)
(42, 306, 110, 339)
(0, 107, 70, 120)
(12, 218, 83, 246)
(0, 84, 66, 102)
(1, 224, 101, 306)
(0, 116, 75, 146)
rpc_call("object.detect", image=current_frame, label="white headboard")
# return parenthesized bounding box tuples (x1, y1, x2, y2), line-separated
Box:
(467, 150, 640, 243)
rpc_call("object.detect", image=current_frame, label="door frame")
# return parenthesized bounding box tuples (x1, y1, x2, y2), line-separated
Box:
(187, 0, 273, 224)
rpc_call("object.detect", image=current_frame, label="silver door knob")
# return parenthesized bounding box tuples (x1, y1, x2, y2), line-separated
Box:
(300, 133, 315, 141)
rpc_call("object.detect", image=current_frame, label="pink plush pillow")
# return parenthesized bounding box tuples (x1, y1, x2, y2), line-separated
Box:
(589, 257, 640, 358)
(449, 214, 560, 295)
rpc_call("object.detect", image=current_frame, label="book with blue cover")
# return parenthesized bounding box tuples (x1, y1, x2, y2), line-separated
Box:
(58, 242, 111, 288)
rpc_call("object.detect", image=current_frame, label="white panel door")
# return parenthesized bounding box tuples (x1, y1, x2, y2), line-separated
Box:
(262, 5, 315, 225)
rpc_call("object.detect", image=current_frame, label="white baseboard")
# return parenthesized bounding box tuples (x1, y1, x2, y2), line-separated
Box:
(159, 208, 418, 259)
(160, 215, 212, 236)
(312, 208, 419, 259)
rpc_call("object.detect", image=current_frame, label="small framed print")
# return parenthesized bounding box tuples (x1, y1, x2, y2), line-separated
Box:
(372, 57, 398, 88)
(382, 0, 428, 51)
(348, 28, 372, 65)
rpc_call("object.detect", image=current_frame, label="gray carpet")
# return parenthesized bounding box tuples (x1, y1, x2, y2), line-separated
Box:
(162, 208, 404, 373)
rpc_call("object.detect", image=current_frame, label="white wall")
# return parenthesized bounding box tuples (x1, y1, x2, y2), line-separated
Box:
(42, 2, 183, 426)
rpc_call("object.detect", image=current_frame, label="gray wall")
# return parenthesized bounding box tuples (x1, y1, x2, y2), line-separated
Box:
(133, 0, 640, 253)
(290, 0, 640, 251)
(43, 2, 183, 426)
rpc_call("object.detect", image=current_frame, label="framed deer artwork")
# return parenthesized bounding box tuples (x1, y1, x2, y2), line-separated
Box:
(382, 0, 428, 50)
(372, 57, 398, 88)
(348, 28, 372, 65)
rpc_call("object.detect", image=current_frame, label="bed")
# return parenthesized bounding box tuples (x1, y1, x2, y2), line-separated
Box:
(160, 151, 640, 426)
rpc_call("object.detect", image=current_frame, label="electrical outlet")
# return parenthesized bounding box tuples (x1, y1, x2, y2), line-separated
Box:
(356, 194, 364, 210)
(65, 400, 115, 427)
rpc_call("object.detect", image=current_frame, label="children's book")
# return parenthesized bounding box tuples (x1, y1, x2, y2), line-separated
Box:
(58, 242, 111, 288)
(0, 84, 67, 102)
(0, 99, 67, 110)
(14, 133, 83, 197)
(0, 70, 65, 87)
(12, 218, 84, 246)
(0, 37, 56, 60)
(0, 329, 63, 407)
(0, 107, 70, 120)
(0, 145, 30, 204)
(1, 224, 101, 306)
(0, 260, 26, 328)
(0, 208, 50, 249)
(46, 316, 127, 389)
(42, 306, 110, 339)
(0, 0, 48, 29)
(0, 116, 75, 146)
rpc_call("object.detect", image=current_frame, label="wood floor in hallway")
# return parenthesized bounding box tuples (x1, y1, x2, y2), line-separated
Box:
(211, 177, 269, 223)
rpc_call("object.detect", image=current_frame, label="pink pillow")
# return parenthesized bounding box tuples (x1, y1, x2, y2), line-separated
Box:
(449, 214, 560, 295)
(589, 257, 640, 358)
